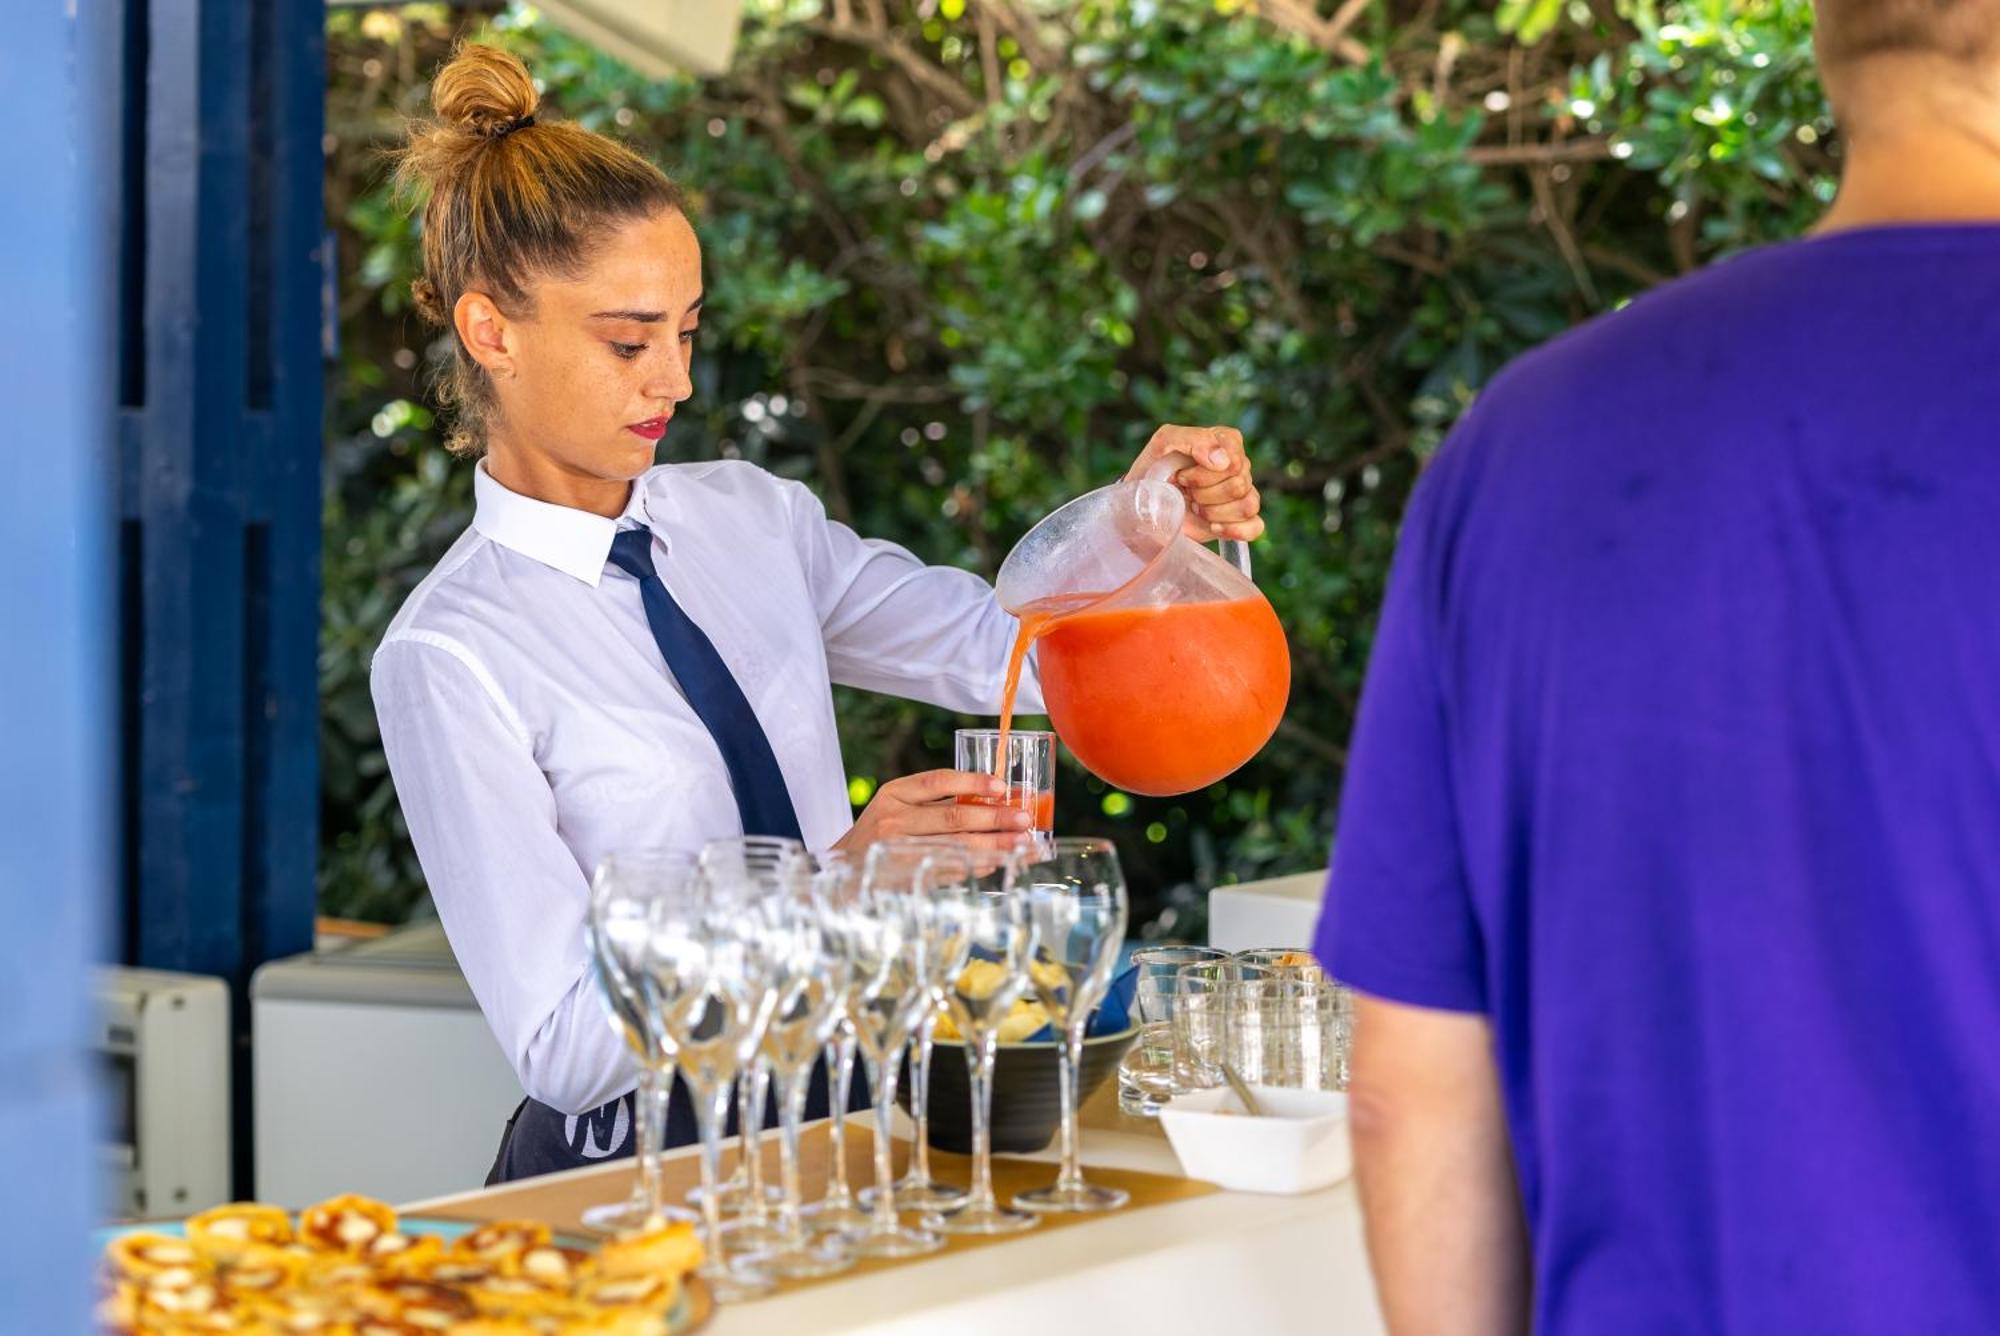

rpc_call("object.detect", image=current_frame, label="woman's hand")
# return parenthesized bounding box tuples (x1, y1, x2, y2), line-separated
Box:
(1125, 424, 1265, 544)
(832, 769, 1034, 854)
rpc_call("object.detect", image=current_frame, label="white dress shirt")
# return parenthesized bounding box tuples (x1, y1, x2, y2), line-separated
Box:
(372, 460, 1043, 1115)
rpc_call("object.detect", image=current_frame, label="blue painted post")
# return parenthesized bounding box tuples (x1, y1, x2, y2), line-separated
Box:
(120, 0, 325, 1191)
(0, 0, 115, 1326)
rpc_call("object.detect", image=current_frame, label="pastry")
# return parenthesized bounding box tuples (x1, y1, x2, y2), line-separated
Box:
(298, 1197, 398, 1256)
(188, 1204, 295, 1261)
(594, 1222, 701, 1281)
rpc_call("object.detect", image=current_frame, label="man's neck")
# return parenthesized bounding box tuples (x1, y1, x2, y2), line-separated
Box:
(1819, 58, 2000, 233)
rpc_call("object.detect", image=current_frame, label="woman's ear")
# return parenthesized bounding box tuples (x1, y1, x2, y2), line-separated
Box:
(453, 289, 516, 379)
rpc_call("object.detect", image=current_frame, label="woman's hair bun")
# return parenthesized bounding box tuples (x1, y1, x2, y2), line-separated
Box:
(429, 42, 539, 139)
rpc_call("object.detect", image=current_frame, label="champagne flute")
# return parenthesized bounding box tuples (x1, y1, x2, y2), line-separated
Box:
(838, 862, 944, 1258)
(580, 852, 700, 1233)
(1014, 837, 1131, 1214)
(745, 867, 853, 1278)
(803, 853, 871, 1236)
(927, 845, 1040, 1234)
(862, 839, 972, 1213)
(648, 866, 775, 1302)
(692, 837, 800, 1234)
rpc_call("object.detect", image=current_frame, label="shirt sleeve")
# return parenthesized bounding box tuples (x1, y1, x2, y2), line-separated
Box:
(1314, 462, 1487, 1014)
(371, 634, 635, 1115)
(780, 479, 1044, 715)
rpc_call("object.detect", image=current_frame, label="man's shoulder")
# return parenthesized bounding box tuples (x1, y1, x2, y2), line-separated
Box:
(1480, 238, 1816, 424)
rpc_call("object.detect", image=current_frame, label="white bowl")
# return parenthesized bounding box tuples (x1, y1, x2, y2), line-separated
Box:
(1158, 1085, 1351, 1194)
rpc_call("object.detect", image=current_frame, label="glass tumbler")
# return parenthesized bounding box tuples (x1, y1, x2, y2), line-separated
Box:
(1121, 945, 1229, 1114)
(954, 728, 1056, 833)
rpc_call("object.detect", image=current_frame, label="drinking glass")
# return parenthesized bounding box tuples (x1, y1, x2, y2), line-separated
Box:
(1119, 945, 1229, 1116)
(1224, 979, 1304, 1087)
(954, 728, 1056, 832)
(1327, 980, 1356, 1091)
(837, 856, 946, 1258)
(1171, 969, 1227, 1092)
(1292, 980, 1352, 1092)
(803, 853, 871, 1236)
(1015, 837, 1130, 1214)
(580, 851, 700, 1233)
(745, 868, 853, 1278)
(647, 866, 775, 1302)
(928, 847, 1039, 1234)
(691, 837, 801, 1235)
(1231, 947, 1326, 982)
(863, 839, 971, 1214)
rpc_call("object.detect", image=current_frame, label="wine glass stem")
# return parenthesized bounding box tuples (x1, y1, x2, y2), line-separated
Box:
(633, 1064, 662, 1221)
(775, 1067, 810, 1245)
(865, 1050, 901, 1230)
(691, 1080, 734, 1265)
(966, 1027, 999, 1211)
(741, 1069, 771, 1217)
(912, 1012, 937, 1183)
(826, 1034, 856, 1201)
(1054, 1023, 1085, 1192)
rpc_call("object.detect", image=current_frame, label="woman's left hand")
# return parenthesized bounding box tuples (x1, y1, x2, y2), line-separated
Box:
(1125, 424, 1265, 543)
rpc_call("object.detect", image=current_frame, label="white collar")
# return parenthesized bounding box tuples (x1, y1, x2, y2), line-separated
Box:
(471, 461, 655, 588)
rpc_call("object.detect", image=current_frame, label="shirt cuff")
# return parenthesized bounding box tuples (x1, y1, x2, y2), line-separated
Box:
(1321, 941, 1489, 1016)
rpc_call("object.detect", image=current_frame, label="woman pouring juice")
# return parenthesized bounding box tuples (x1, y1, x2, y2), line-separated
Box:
(369, 44, 1267, 1183)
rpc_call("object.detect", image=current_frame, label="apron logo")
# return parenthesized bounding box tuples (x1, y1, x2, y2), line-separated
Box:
(563, 1097, 629, 1159)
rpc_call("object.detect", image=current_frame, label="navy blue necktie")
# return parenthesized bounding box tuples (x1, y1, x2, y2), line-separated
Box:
(607, 526, 803, 841)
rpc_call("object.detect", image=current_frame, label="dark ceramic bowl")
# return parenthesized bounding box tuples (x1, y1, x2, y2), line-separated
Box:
(899, 1027, 1138, 1155)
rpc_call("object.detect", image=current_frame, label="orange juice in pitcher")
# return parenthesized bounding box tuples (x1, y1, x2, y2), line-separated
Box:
(993, 454, 1290, 797)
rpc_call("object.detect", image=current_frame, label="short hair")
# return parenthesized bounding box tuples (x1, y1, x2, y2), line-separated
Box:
(1815, 0, 2000, 67)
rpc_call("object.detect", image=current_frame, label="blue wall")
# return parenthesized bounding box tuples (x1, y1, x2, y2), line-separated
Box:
(0, 2, 115, 1328)
(112, 0, 326, 1193)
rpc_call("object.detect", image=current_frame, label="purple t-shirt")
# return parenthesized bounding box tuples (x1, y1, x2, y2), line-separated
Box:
(1318, 226, 2000, 1333)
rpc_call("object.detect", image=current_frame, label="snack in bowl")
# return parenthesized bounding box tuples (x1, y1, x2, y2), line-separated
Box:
(909, 958, 1140, 1154)
(95, 1195, 703, 1335)
(930, 957, 1078, 1044)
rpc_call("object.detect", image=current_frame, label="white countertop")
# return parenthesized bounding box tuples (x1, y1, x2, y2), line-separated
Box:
(406, 1109, 1386, 1336)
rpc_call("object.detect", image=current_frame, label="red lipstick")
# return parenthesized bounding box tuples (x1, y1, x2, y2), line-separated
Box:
(627, 416, 670, 442)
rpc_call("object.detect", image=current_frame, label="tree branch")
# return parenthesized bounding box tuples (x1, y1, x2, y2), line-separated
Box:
(978, 0, 1060, 72)
(1466, 138, 1616, 165)
(804, 19, 982, 118)
(793, 368, 962, 403)
(1258, 0, 1371, 62)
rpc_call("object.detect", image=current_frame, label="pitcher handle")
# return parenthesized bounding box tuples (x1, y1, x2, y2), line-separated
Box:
(1141, 451, 1255, 580)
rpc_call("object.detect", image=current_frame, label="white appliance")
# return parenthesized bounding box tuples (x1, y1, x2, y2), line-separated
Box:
(537, 0, 746, 77)
(1207, 868, 1328, 952)
(96, 967, 232, 1219)
(251, 920, 524, 1208)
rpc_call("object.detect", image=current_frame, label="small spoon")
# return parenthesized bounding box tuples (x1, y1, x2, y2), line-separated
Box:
(1220, 1062, 1266, 1117)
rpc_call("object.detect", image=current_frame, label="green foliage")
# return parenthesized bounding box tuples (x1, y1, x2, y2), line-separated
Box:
(320, 0, 1835, 932)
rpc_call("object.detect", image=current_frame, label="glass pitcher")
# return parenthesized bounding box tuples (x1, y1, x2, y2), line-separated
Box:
(994, 454, 1291, 797)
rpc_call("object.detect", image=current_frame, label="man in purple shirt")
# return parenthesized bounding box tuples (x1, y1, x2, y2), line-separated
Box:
(1317, 3, 2000, 1331)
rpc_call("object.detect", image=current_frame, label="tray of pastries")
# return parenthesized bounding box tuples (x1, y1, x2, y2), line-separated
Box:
(95, 1194, 709, 1334)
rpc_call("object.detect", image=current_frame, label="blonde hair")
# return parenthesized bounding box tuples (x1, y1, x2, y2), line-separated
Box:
(1815, 0, 2000, 67)
(396, 43, 687, 456)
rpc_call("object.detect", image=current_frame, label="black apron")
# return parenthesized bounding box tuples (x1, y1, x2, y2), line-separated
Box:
(486, 1054, 869, 1186)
